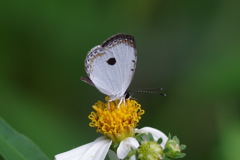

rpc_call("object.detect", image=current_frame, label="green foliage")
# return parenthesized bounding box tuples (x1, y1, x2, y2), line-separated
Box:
(147, 133, 154, 142)
(157, 138, 163, 145)
(0, 117, 49, 160)
(164, 134, 186, 159)
(180, 145, 186, 150)
(135, 133, 147, 143)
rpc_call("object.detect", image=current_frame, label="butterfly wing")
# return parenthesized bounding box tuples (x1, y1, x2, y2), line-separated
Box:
(102, 34, 137, 98)
(82, 34, 137, 100)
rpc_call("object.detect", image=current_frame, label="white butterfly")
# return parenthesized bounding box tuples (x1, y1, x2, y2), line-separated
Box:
(81, 34, 137, 101)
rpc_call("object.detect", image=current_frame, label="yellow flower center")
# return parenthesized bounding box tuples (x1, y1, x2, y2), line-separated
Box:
(88, 97, 145, 143)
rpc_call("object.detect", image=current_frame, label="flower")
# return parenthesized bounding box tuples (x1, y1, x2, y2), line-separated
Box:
(55, 98, 144, 160)
(88, 98, 144, 143)
(54, 98, 184, 160)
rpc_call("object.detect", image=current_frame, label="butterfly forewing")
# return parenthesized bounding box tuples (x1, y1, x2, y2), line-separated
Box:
(102, 34, 137, 97)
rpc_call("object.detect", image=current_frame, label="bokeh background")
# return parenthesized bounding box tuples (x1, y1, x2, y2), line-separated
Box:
(1, 0, 240, 159)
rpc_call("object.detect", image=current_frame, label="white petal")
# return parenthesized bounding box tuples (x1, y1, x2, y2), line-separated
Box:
(126, 137, 139, 149)
(55, 136, 112, 160)
(90, 138, 112, 160)
(117, 137, 139, 159)
(55, 141, 95, 160)
(136, 127, 168, 148)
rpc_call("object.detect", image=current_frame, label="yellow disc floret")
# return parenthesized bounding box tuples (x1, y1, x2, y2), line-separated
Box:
(88, 97, 145, 143)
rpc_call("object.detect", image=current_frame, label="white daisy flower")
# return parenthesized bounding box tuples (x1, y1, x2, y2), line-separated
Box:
(55, 98, 143, 160)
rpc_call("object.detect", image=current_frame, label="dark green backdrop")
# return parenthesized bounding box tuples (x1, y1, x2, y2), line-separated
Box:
(1, 0, 240, 160)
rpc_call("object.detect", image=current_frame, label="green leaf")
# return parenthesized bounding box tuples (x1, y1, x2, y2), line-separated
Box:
(0, 117, 50, 160)
(176, 153, 186, 158)
(168, 133, 172, 139)
(172, 136, 179, 143)
(157, 138, 163, 144)
(180, 144, 186, 150)
(135, 133, 146, 142)
(147, 133, 154, 141)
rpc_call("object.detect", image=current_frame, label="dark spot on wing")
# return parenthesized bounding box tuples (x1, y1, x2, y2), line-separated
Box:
(132, 60, 136, 63)
(131, 69, 134, 71)
(107, 58, 116, 65)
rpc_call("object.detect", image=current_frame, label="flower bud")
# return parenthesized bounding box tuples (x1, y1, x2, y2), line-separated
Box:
(138, 141, 163, 160)
(164, 136, 181, 158)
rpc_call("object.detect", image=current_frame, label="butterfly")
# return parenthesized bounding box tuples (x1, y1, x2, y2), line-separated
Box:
(81, 34, 137, 102)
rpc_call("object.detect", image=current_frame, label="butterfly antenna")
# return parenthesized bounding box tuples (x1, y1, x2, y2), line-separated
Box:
(128, 88, 166, 96)
(132, 87, 164, 91)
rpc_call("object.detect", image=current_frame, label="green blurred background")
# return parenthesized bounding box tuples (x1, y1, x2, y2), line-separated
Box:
(1, 0, 240, 159)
